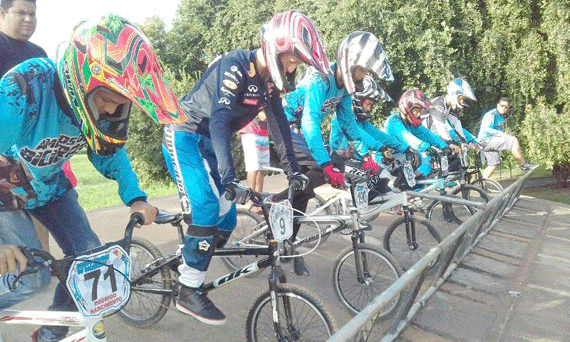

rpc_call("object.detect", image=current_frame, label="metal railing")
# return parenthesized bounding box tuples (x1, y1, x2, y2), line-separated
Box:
(327, 167, 537, 342)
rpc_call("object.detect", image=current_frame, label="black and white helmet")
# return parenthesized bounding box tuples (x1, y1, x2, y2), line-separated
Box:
(352, 75, 391, 121)
(337, 31, 394, 94)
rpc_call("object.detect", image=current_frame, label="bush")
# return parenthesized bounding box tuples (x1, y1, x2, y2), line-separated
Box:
(521, 98, 570, 185)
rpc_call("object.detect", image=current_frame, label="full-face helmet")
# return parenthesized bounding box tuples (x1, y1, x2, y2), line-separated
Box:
(446, 77, 476, 109)
(260, 9, 330, 93)
(57, 13, 185, 155)
(352, 75, 390, 121)
(337, 31, 394, 95)
(398, 89, 432, 127)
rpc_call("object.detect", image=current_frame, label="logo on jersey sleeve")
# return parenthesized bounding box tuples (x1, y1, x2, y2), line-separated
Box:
(19, 135, 86, 167)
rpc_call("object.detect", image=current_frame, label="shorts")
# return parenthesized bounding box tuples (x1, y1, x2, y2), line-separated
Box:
(241, 134, 270, 172)
(482, 135, 516, 167)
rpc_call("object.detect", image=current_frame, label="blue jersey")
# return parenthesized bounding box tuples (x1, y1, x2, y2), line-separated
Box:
(384, 113, 447, 152)
(282, 63, 371, 166)
(0, 58, 145, 210)
(329, 116, 408, 159)
(478, 108, 505, 142)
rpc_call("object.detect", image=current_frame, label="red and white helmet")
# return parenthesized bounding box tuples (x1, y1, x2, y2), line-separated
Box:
(338, 31, 394, 95)
(398, 89, 432, 127)
(260, 9, 331, 93)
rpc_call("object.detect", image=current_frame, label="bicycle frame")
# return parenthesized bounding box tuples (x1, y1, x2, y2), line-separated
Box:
(0, 310, 103, 342)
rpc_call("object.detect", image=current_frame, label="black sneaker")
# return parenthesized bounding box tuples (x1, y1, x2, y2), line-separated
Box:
(520, 162, 537, 172)
(174, 282, 226, 325)
(293, 255, 310, 276)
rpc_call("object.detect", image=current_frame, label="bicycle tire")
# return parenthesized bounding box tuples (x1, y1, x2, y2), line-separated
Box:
(118, 237, 172, 328)
(245, 284, 337, 342)
(221, 208, 268, 272)
(471, 177, 503, 194)
(332, 243, 404, 318)
(426, 185, 489, 237)
(383, 216, 441, 271)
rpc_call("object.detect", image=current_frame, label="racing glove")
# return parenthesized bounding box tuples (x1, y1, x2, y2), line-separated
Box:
(224, 179, 253, 204)
(362, 155, 380, 174)
(323, 164, 344, 188)
(288, 171, 309, 191)
(404, 147, 421, 169)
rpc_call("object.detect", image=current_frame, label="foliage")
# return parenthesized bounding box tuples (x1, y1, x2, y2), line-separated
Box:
(126, 0, 570, 185)
(521, 98, 570, 169)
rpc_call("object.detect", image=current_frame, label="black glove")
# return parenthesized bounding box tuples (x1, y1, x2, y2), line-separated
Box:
(288, 171, 309, 191)
(442, 146, 452, 157)
(379, 146, 394, 164)
(224, 179, 253, 204)
(404, 147, 421, 169)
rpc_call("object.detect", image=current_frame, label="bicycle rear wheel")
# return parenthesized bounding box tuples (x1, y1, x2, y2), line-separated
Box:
(245, 284, 337, 342)
(383, 216, 441, 271)
(119, 237, 172, 328)
(221, 208, 268, 272)
(472, 177, 503, 194)
(332, 243, 403, 318)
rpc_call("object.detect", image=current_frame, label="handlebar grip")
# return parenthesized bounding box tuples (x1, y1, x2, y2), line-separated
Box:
(289, 179, 302, 191)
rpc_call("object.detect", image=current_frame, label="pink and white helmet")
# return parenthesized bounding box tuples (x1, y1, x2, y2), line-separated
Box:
(261, 9, 331, 93)
(338, 31, 394, 95)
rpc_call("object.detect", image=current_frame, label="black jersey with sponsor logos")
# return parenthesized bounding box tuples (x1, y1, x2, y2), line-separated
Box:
(167, 49, 298, 185)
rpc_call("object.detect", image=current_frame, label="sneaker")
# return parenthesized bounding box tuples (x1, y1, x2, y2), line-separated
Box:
(174, 282, 226, 325)
(520, 162, 537, 172)
(293, 255, 310, 276)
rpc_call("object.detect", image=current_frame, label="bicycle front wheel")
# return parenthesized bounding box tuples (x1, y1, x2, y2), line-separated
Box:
(221, 208, 268, 272)
(383, 216, 441, 271)
(332, 243, 403, 318)
(119, 237, 172, 328)
(246, 284, 337, 342)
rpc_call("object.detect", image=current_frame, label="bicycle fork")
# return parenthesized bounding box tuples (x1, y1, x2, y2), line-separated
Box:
(268, 262, 299, 341)
(349, 209, 373, 283)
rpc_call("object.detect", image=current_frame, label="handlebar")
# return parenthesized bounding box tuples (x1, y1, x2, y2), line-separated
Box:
(9, 212, 148, 291)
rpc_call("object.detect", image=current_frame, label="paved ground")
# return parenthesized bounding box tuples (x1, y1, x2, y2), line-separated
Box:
(2, 174, 569, 341)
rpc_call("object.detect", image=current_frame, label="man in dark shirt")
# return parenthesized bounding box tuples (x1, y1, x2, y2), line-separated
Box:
(0, 0, 46, 77)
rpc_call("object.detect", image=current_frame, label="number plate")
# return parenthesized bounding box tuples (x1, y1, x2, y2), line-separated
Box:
(441, 155, 449, 176)
(354, 183, 369, 213)
(66, 245, 132, 317)
(269, 199, 293, 242)
(403, 162, 416, 188)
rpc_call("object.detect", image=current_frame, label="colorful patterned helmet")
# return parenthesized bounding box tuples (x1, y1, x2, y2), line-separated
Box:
(260, 9, 331, 93)
(352, 75, 390, 121)
(56, 13, 186, 155)
(338, 31, 394, 95)
(399, 89, 432, 127)
(446, 77, 476, 109)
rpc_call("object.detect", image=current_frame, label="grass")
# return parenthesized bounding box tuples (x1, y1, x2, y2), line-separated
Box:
(71, 153, 570, 210)
(490, 164, 570, 206)
(70, 154, 177, 211)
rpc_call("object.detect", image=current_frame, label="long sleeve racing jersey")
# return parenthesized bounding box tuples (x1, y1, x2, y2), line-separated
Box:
(329, 115, 408, 160)
(385, 113, 448, 152)
(478, 108, 506, 142)
(166, 49, 299, 186)
(0, 58, 145, 210)
(282, 63, 373, 167)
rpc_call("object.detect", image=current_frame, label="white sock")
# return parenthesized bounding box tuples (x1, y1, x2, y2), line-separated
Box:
(178, 263, 206, 288)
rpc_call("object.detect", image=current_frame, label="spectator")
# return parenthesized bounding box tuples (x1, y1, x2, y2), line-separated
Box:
(0, 0, 46, 76)
(478, 96, 535, 178)
(239, 111, 269, 214)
